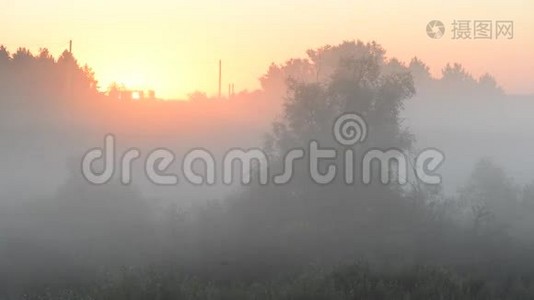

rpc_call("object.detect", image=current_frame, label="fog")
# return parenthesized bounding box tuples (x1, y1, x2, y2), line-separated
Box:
(1, 41, 534, 299)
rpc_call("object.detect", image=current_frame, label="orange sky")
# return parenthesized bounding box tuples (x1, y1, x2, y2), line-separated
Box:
(2, 0, 533, 99)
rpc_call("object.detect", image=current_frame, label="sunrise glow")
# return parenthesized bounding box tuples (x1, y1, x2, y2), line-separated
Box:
(2, 0, 533, 99)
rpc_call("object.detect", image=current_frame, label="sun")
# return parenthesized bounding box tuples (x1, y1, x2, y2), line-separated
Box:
(131, 91, 142, 100)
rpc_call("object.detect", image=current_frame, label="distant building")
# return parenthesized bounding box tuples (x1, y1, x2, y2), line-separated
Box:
(109, 88, 157, 101)
(118, 90, 133, 101)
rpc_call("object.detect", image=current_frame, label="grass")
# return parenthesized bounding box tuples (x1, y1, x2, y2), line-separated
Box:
(19, 262, 534, 300)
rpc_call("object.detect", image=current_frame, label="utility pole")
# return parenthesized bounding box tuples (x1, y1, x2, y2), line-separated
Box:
(218, 60, 222, 99)
(67, 40, 73, 101)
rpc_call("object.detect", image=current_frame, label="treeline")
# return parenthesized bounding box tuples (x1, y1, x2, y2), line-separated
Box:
(0, 46, 99, 108)
(259, 41, 505, 108)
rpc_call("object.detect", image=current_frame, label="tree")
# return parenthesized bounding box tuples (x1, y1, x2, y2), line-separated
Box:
(226, 41, 420, 267)
(12, 47, 34, 65)
(478, 73, 503, 97)
(0, 45, 10, 65)
(459, 158, 518, 235)
(408, 57, 432, 85)
(439, 63, 478, 95)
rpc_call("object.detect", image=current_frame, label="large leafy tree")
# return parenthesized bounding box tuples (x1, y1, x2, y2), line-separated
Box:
(223, 41, 422, 268)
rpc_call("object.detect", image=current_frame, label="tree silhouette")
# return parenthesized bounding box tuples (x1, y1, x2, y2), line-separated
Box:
(460, 159, 518, 236)
(224, 41, 422, 267)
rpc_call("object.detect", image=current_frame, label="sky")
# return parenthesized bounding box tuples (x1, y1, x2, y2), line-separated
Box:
(2, 0, 533, 99)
